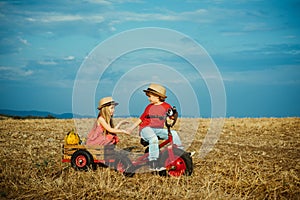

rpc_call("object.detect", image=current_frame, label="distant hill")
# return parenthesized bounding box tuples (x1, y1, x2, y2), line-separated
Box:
(0, 109, 93, 119)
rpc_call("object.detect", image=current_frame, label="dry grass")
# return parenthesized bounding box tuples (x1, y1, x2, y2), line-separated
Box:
(0, 117, 299, 199)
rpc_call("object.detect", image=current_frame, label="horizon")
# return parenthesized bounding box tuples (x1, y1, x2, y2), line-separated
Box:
(0, 108, 299, 119)
(0, 0, 299, 118)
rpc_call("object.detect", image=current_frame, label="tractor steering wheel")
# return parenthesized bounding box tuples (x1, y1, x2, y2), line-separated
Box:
(165, 106, 178, 128)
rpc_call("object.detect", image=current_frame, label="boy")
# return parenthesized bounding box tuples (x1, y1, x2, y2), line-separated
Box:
(128, 83, 182, 171)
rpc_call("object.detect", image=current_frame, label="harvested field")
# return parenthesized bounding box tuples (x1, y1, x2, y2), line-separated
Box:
(0, 117, 299, 199)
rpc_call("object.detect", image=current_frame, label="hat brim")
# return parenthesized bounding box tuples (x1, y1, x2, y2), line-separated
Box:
(143, 89, 167, 98)
(98, 101, 119, 110)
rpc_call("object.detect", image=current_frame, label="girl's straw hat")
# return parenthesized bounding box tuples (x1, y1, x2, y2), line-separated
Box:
(143, 83, 167, 99)
(97, 96, 119, 110)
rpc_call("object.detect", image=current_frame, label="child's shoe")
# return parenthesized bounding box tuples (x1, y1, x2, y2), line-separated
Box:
(189, 151, 196, 157)
(149, 160, 166, 171)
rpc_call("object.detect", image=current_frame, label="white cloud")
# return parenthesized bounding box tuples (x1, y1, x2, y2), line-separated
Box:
(109, 26, 117, 32)
(18, 37, 30, 45)
(64, 56, 75, 61)
(45, 15, 80, 22)
(25, 12, 105, 24)
(285, 50, 300, 55)
(221, 32, 244, 36)
(223, 65, 300, 85)
(110, 9, 208, 24)
(86, 0, 112, 5)
(87, 0, 143, 4)
(242, 22, 270, 32)
(19, 5, 209, 29)
(284, 35, 296, 39)
(88, 15, 105, 23)
(0, 66, 33, 80)
(37, 60, 57, 65)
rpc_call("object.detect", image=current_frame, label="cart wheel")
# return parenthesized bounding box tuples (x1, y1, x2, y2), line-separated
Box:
(159, 148, 193, 177)
(71, 150, 93, 171)
(114, 153, 135, 177)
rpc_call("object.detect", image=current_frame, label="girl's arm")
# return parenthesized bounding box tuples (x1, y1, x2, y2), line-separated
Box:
(127, 118, 142, 133)
(98, 117, 129, 134)
(115, 120, 129, 129)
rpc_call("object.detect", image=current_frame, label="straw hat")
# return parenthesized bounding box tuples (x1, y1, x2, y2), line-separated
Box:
(97, 96, 119, 110)
(143, 83, 167, 99)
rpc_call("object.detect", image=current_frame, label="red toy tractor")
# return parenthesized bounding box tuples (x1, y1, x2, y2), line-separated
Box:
(62, 107, 193, 177)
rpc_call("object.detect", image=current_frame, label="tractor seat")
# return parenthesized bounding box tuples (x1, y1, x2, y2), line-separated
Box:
(140, 136, 164, 147)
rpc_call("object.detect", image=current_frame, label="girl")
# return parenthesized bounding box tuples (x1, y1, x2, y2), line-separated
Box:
(86, 96, 129, 145)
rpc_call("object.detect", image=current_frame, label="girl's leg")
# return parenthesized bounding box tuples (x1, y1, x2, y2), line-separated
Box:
(140, 127, 159, 161)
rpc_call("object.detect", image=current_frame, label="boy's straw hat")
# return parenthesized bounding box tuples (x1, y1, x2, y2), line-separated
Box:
(98, 96, 119, 110)
(143, 83, 167, 99)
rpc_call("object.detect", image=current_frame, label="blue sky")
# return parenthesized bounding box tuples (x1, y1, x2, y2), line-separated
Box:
(0, 0, 299, 118)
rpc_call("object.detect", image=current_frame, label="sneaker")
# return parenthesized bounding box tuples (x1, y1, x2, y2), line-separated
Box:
(149, 160, 166, 171)
(189, 151, 196, 157)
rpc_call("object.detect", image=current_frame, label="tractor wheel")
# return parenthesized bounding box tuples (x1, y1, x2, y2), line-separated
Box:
(71, 150, 93, 171)
(113, 153, 135, 177)
(159, 148, 193, 177)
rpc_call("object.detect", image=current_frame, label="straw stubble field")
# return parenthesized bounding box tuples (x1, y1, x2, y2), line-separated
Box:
(0, 117, 299, 199)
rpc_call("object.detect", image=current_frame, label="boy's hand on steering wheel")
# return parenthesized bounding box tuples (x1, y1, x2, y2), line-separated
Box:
(169, 115, 175, 119)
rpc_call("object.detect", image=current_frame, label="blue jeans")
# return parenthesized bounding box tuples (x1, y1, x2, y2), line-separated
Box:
(140, 127, 183, 161)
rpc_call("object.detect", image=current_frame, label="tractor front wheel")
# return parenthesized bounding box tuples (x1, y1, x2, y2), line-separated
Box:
(159, 148, 193, 177)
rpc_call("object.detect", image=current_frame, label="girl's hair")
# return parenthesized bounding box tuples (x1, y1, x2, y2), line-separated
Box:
(97, 105, 114, 134)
